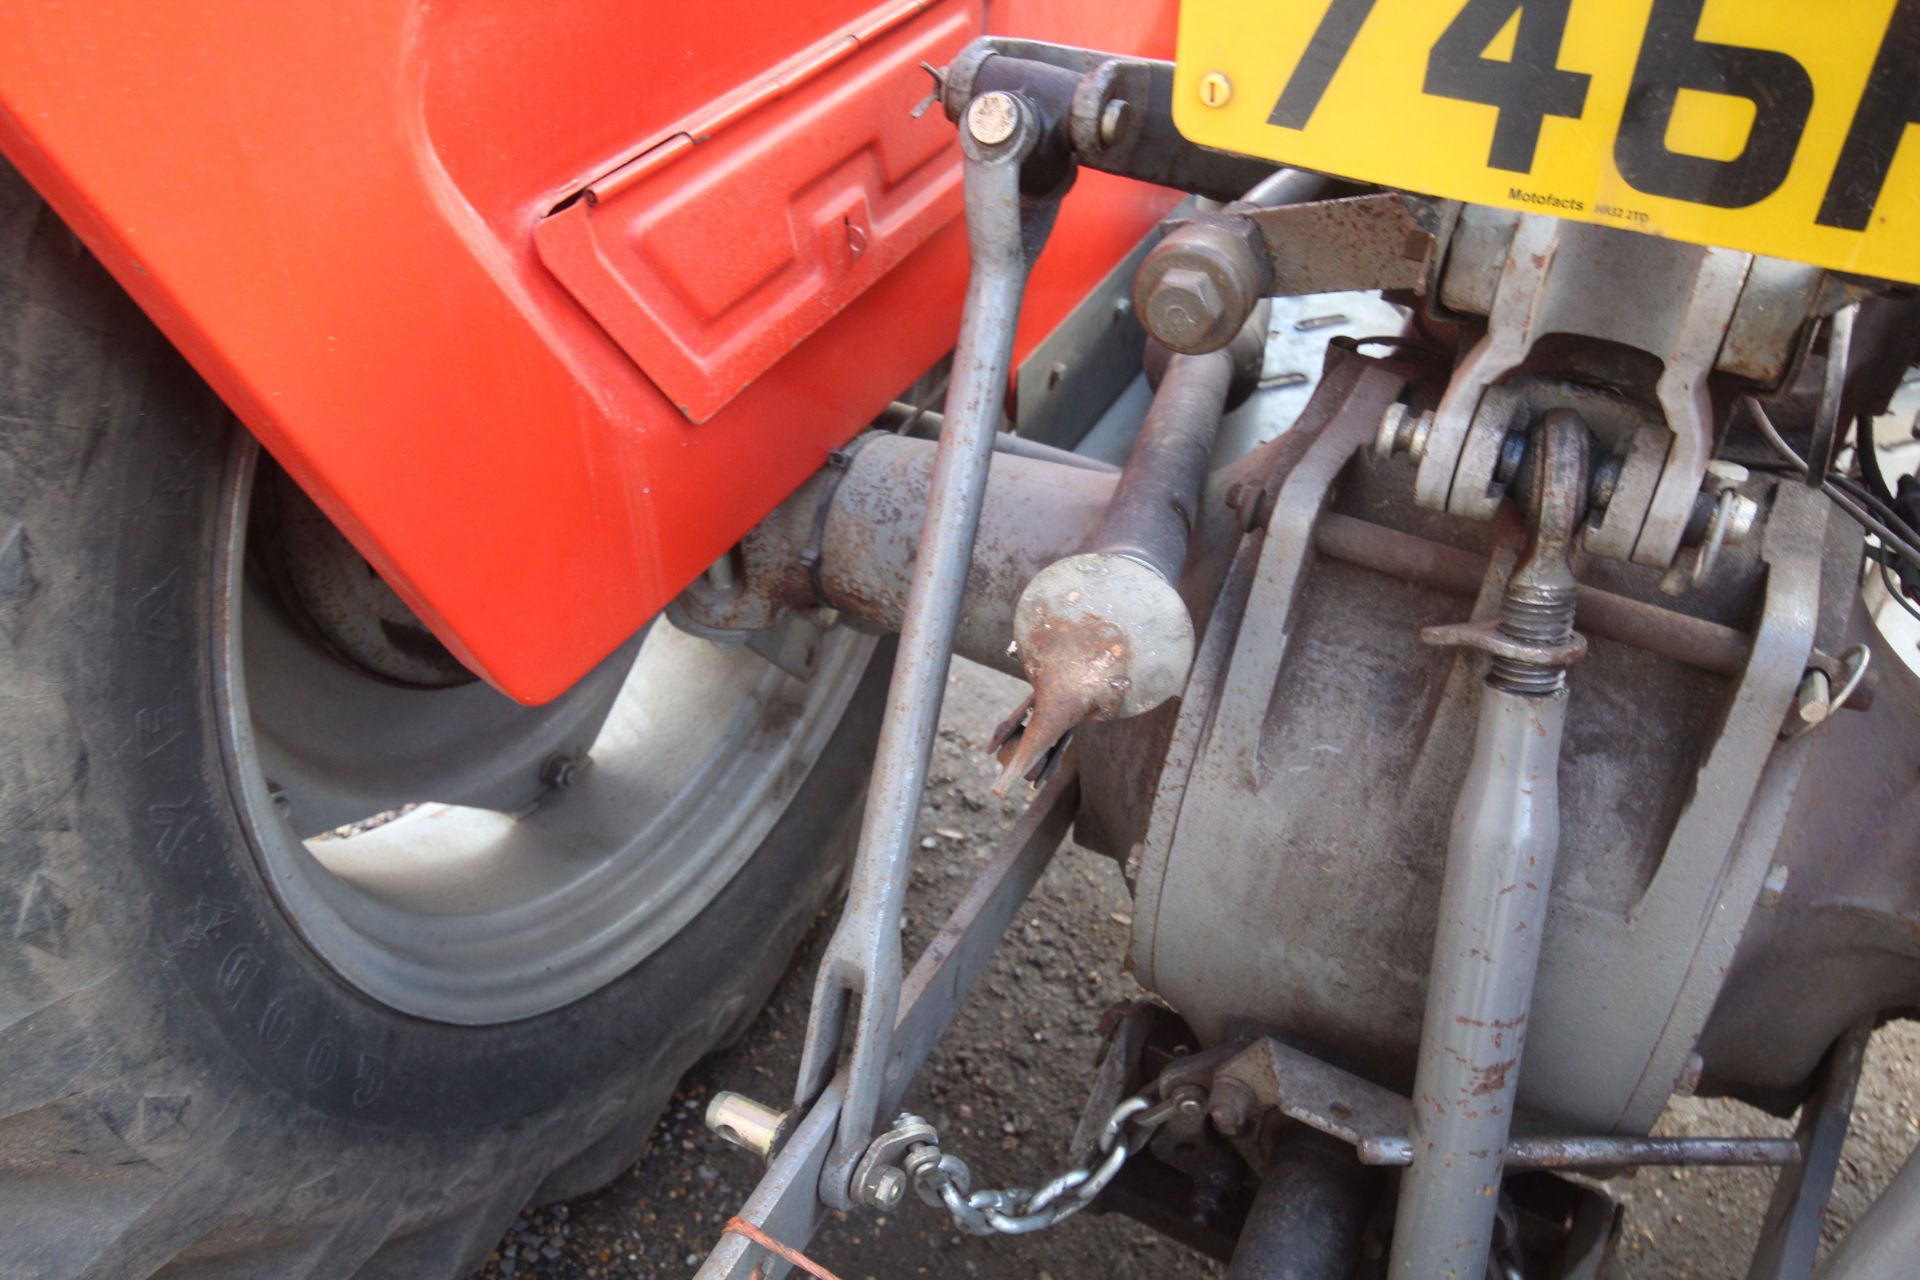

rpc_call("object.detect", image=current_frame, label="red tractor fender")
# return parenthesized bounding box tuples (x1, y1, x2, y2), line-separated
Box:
(0, 0, 1178, 701)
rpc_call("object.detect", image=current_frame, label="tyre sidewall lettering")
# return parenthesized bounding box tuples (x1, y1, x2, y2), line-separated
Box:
(106, 420, 424, 1123)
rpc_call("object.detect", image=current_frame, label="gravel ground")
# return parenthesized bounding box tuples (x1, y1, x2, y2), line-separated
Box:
(471, 659, 1918, 1280)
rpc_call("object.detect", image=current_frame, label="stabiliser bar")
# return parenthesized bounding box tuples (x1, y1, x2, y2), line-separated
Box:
(694, 768, 1078, 1279)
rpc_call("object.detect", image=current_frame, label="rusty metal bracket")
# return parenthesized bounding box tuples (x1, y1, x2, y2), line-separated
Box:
(1205, 1038, 1410, 1150)
(1233, 194, 1450, 298)
(1159, 1036, 1800, 1177)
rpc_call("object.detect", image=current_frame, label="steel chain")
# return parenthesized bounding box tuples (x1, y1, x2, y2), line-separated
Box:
(895, 1094, 1173, 1236)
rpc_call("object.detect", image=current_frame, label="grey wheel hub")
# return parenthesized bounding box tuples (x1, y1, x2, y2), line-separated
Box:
(214, 443, 872, 1024)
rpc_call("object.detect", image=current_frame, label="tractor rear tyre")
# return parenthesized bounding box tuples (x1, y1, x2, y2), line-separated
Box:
(0, 159, 886, 1279)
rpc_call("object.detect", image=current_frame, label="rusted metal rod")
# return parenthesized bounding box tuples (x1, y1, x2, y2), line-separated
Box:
(818, 435, 1116, 679)
(880, 402, 1121, 474)
(1096, 344, 1242, 582)
(1359, 1134, 1802, 1170)
(1314, 512, 1752, 677)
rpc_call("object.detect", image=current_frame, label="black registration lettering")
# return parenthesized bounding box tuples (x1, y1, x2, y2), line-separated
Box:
(1425, 0, 1591, 173)
(1817, 0, 1920, 231)
(1268, 0, 1379, 129)
(1614, 0, 1813, 208)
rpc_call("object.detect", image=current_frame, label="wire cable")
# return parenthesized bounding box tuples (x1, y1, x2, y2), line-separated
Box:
(1880, 556, 1920, 622)
(1741, 396, 1920, 571)
(1829, 473, 1920, 549)
(1856, 410, 1895, 506)
(722, 1217, 847, 1280)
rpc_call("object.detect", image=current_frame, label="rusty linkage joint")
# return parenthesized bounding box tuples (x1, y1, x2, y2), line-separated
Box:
(991, 316, 1264, 793)
(1420, 409, 1592, 692)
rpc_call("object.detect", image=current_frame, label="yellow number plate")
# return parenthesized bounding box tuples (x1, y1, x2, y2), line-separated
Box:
(1174, 0, 1920, 284)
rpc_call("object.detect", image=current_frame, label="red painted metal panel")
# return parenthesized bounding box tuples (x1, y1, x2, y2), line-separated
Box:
(536, 2, 977, 424)
(0, 0, 1178, 702)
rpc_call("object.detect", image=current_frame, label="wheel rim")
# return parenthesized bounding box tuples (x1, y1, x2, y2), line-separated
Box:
(214, 440, 873, 1024)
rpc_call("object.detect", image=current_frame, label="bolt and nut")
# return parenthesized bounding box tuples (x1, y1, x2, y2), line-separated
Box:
(1702, 459, 1758, 546)
(966, 91, 1020, 146)
(1206, 1076, 1257, 1137)
(850, 1114, 939, 1212)
(862, 1165, 907, 1211)
(542, 752, 588, 790)
(1128, 213, 1267, 355)
(1144, 268, 1227, 353)
(1133, 215, 1271, 355)
(1374, 403, 1433, 462)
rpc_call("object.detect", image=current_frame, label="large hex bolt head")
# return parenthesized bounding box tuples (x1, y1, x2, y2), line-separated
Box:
(1132, 214, 1272, 355)
(1144, 268, 1226, 354)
